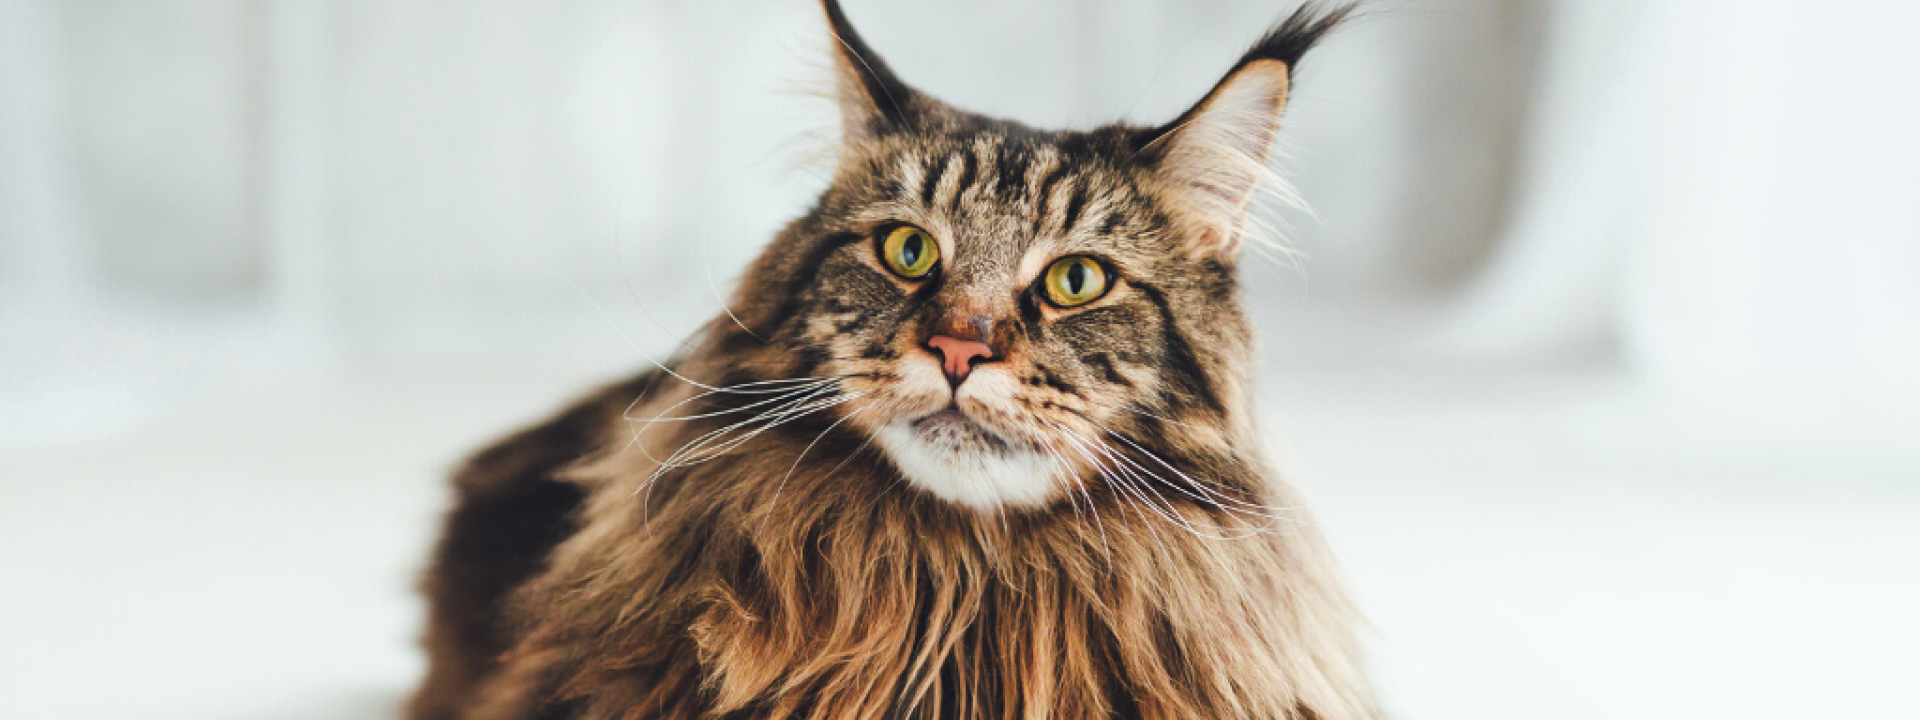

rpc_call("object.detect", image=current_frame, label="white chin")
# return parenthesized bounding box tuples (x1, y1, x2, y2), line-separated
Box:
(873, 412, 1062, 511)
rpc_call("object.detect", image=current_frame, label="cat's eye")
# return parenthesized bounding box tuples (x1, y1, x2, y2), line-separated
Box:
(881, 225, 940, 279)
(1043, 256, 1110, 308)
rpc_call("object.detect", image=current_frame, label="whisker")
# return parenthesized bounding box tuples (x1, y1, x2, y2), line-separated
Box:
(642, 379, 835, 421)
(761, 403, 870, 535)
(632, 381, 841, 467)
(1102, 429, 1296, 524)
(1055, 423, 1268, 566)
(1051, 422, 1186, 561)
(1078, 427, 1268, 543)
(1051, 441, 1091, 528)
(1049, 418, 1279, 542)
(561, 247, 744, 396)
(1035, 435, 1111, 568)
(700, 224, 766, 344)
(637, 388, 867, 534)
(1115, 404, 1269, 470)
(1118, 404, 1199, 431)
(633, 385, 844, 485)
(632, 377, 840, 426)
(1063, 408, 1297, 523)
(563, 260, 830, 398)
(614, 376, 843, 469)
(1092, 431, 1276, 521)
(653, 388, 857, 472)
(1050, 421, 1185, 552)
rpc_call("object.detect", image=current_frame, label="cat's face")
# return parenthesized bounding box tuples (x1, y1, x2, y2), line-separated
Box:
(723, 2, 1326, 511)
(778, 126, 1246, 510)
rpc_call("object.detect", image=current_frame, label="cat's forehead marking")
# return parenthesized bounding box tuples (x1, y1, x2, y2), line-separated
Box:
(912, 136, 1102, 233)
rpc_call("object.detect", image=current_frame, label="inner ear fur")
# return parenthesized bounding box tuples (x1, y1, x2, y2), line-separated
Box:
(1136, 2, 1356, 258)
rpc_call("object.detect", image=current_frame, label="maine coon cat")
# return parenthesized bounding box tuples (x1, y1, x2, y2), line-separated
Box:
(409, 2, 1374, 718)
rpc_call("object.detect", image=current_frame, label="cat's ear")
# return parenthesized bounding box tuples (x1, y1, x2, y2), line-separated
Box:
(823, 0, 926, 145)
(1137, 3, 1354, 258)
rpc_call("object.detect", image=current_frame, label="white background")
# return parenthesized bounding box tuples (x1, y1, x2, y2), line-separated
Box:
(2, 1, 1916, 718)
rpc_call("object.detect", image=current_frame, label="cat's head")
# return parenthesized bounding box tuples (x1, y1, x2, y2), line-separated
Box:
(724, 1, 1350, 511)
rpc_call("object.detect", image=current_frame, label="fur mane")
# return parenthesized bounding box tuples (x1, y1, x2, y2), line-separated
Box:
(459, 330, 1372, 720)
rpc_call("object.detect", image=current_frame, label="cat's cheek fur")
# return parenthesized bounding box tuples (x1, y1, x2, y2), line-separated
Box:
(876, 352, 951, 416)
(952, 368, 1040, 442)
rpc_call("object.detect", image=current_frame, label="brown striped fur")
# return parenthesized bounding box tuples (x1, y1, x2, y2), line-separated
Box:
(410, 3, 1374, 718)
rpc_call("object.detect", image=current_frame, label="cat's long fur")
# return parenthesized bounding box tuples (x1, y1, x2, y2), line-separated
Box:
(410, 3, 1373, 719)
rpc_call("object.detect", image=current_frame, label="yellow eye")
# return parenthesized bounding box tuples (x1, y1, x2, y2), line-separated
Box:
(881, 225, 940, 279)
(1044, 256, 1109, 307)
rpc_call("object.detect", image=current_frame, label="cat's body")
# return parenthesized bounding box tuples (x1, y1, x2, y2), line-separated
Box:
(410, 3, 1374, 719)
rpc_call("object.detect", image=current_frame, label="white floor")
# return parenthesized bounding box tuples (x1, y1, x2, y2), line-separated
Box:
(2, 367, 1915, 720)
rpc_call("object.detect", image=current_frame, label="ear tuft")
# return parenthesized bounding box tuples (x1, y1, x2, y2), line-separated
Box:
(823, 0, 919, 144)
(1138, 2, 1357, 258)
(1238, 1, 1359, 77)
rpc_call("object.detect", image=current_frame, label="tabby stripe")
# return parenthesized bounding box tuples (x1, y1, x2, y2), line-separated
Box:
(919, 155, 949, 207)
(948, 148, 979, 214)
(1129, 280, 1225, 417)
(994, 146, 1030, 201)
(763, 231, 868, 335)
(1033, 363, 1077, 395)
(1032, 162, 1069, 235)
(1060, 184, 1088, 235)
(1018, 292, 1044, 331)
(1084, 352, 1130, 387)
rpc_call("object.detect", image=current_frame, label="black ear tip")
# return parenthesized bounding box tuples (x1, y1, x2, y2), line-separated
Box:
(821, 0, 875, 69)
(821, 0, 914, 124)
(821, 0, 853, 34)
(1245, 1, 1362, 75)
(1134, 2, 1358, 155)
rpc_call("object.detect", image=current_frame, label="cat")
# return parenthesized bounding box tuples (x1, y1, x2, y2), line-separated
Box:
(408, 2, 1374, 718)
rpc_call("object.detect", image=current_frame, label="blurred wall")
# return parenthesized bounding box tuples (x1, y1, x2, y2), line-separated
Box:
(5, 0, 1918, 445)
(1, 0, 1537, 364)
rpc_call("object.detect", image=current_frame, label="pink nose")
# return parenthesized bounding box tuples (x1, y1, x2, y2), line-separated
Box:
(926, 335, 995, 386)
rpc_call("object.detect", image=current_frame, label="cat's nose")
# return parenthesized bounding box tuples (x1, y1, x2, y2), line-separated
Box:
(926, 335, 996, 387)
